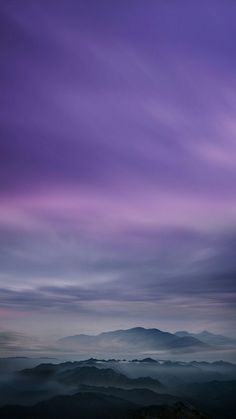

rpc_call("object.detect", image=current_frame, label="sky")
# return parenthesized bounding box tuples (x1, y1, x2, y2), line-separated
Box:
(1, 0, 236, 346)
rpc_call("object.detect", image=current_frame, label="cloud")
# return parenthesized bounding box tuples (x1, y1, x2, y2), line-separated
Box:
(0, 330, 33, 354)
(1, 0, 236, 198)
(0, 0, 236, 337)
(0, 227, 235, 319)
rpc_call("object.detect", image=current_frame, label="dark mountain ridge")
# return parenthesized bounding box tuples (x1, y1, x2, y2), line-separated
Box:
(1, 358, 235, 418)
(0, 392, 210, 419)
(20, 364, 163, 392)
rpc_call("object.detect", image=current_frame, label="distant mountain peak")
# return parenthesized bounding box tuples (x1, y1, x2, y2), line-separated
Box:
(59, 326, 208, 353)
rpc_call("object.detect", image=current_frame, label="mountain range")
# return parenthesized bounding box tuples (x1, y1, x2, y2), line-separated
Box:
(58, 327, 210, 353)
(20, 364, 163, 392)
(1, 357, 236, 418)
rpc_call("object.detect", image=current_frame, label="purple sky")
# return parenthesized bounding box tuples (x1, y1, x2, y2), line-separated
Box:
(1, 0, 236, 342)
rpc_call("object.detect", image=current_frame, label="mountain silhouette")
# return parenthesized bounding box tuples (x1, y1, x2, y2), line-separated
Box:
(0, 393, 209, 419)
(21, 364, 163, 391)
(59, 327, 208, 352)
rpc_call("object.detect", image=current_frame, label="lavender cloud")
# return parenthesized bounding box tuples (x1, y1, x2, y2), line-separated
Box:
(0, 0, 236, 338)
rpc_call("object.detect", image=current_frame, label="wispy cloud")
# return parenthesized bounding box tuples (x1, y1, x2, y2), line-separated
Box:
(1, 0, 236, 338)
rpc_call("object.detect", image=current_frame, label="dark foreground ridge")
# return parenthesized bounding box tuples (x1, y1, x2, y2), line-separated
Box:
(0, 393, 209, 419)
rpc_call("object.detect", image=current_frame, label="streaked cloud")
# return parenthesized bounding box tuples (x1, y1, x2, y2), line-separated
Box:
(1, 0, 236, 338)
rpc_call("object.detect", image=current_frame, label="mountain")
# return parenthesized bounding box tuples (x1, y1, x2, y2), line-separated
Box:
(20, 364, 163, 392)
(0, 357, 58, 373)
(0, 392, 209, 419)
(59, 366, 163, 391)
(183, 380, 236, 419)
(175, 330, 236, 346)
(59, 327, 208, 352)
(1, 359, 234, 418)
(0, 392, 135, 419)
(137, 402, 210, 418)
(73, 385, 180, 406)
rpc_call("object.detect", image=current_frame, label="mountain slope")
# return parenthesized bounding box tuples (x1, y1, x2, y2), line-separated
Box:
(0, 393, 209, 419)
(175, 330, 236, 346)
(74, 385, 180, 406)
(20, 364, 163, 391)
(183, 380, 236, 419)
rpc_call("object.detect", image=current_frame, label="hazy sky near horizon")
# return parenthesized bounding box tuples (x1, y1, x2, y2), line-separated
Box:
(1, 0, 236, 343)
